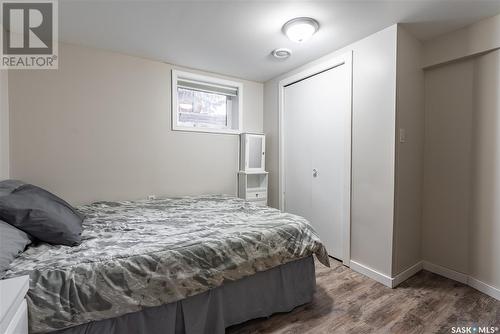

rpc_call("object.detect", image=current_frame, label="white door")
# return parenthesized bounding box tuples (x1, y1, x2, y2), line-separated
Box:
(283, 58, 351, 261)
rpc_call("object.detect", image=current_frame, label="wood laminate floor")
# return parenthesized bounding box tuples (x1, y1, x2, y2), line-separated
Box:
(227, 258, 500, 334)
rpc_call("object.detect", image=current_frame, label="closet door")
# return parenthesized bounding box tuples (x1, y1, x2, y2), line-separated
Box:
(283, 61, 351, 261)
(283, 78, 313, 221)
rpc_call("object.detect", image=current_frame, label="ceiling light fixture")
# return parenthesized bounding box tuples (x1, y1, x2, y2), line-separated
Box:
(283, 17, 319, 43)
(272, 48, 292, 60)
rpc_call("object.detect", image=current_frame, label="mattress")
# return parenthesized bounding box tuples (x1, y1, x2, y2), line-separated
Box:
(3, 195, 329, 333)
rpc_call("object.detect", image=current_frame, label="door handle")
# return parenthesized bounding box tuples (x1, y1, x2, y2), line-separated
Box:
(312, 168, 318, 178)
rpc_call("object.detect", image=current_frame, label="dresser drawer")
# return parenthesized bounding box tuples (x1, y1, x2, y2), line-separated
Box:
(245, 191, 267, 200)
(247, 197, 267, 207)
(251, 200, 267, 207)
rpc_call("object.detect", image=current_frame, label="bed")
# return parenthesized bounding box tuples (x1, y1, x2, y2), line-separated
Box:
(2, 195, 329, 334)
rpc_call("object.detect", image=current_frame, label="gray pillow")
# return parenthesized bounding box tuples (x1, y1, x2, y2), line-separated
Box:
(0, 179, 25, 196)
(0, 183, 84, 246)
(0, 220, 32, 276)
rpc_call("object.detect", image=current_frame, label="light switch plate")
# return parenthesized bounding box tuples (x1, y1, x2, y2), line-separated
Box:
(399, 128, 407, 143)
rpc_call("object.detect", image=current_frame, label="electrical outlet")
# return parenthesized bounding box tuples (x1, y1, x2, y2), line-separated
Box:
(148, 195, 156, 200)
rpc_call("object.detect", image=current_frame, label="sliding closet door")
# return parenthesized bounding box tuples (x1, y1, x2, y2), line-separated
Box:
(283, 61, 351, 261)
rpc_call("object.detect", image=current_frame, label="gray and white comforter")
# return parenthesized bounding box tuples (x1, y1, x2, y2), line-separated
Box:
(3, 195, 329, 333)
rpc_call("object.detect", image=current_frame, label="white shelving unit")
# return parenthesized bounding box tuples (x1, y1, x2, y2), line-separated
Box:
(238, 133, 268, 206)
(238, 171, 268, 206)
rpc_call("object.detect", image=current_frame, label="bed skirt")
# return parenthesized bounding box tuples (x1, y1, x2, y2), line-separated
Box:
(51, 256, 316, 334)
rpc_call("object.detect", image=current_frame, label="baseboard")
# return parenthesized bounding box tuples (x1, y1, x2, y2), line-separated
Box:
(391, 261, 423, 288)
(350, 260, 423, 288)
(350, 259, 500, 300)
(350, 260, 392, 288)
(422, 261, 468, 284)
(423, 261, 500, 301)
(466, 276, 500, 301)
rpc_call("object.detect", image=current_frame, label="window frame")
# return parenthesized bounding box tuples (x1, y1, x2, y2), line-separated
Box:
(171, 69, 243, 135)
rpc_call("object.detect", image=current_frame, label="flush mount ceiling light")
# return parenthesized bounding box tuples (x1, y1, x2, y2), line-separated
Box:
(283, 17, 319, 43)
(271, 48, 292, 60)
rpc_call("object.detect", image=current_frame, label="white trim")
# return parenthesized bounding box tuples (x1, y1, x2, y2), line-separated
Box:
(422, 261, 468, 284)
(171, 69, 243, 135)
(350, 260, 393, 288)
(278, 51, 353, 266)
(468, 276, 500, 301)
(422, 261, 500, 301)
(391, 261, 423, 288)
(343, 52, 353, 265)
(350, 259, 500, 300)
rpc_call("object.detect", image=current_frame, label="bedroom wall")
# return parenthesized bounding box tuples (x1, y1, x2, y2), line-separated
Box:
(0, 70, 8, 180)
(422, 51, 500, 294)
(392, 26, 424, 276)
(264, 25, 398, 278)
(470, 49, 500, 292)
(422, 14, 500, 295)
(423, 13, 500, 68)
(422, 59, 474, 275)
(8, 43, 263, 205)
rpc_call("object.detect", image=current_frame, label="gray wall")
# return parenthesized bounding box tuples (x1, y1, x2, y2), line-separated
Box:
(8, 43, 263, 205)
(264, 25, 398, 277)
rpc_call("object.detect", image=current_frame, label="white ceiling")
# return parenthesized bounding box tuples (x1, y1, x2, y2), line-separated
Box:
(59, 1, 500, 82)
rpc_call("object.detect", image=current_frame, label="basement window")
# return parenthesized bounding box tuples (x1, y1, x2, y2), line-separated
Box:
(172, 70, 242, 134)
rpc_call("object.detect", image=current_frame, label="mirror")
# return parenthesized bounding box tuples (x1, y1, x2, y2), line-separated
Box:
(249, 136, 263, 169)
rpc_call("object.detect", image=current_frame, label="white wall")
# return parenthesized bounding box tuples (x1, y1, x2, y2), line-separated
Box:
(423, 59, 474, 274)
(8, 43, 263, 205)
(422, 51, 500, 292)
(0, 70, 8, 180)
(423, 14, 500, 68)
(263, 81, 279, 209)
(349, 26, 397, 277)
(470, 49, 500, 289)
(264, 25, 398, 277)
(392, 26, 425, 276)
(422, 13, 500, 293)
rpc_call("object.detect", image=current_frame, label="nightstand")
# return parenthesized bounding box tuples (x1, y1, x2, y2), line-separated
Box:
(238, 132, 268, 207)
(0, 275, 29, 334)
(238, 171, 268, 206)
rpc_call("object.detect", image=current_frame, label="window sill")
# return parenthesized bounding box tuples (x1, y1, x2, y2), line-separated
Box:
(172, 125, 241, 135)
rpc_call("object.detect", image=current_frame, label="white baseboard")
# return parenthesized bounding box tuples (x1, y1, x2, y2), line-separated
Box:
(350, 260, 392, 288)
(391, 261, 423, 287)
(350, 259, 500, 300)
(422, 261, 500, 301)
(422, 261, 468, 284)
(468, 276, 500, 301)
(350, 260, 423, 288)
